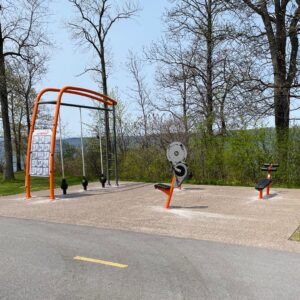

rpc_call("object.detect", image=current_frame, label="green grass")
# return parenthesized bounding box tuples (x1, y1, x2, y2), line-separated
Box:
(0, 171, 94, 197)
(289, 226, 300, 242)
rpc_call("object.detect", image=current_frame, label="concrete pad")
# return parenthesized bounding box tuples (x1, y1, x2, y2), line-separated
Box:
(0, 182, 300, 253)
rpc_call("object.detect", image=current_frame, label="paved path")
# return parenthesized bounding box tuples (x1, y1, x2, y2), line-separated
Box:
(0, 217, 300, 300)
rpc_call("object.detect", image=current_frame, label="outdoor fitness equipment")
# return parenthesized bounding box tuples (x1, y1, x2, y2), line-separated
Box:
(255, 163, 279, 199)
(155, 142, 191, 209)
(58, 114, 68, 195)
(97, 111, 107, 188)
(25, 86, 118, 200)
(79, 108, 88, 191)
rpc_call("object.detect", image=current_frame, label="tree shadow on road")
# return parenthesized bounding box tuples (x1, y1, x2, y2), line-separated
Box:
(170, 205, 208, 209)
(264, 193, 278, 199)
(182, 187, 204, 191)
(58, 193, 99, 199)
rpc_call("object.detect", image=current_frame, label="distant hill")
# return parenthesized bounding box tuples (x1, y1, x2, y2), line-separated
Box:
(63, 138, 81, 148)
(0, 135, 139, 162)
(0, 137, 83, 162)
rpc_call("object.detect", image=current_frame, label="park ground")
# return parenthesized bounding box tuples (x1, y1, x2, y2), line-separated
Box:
(0, 181, 300, 299)
(0, 181, 300, 251)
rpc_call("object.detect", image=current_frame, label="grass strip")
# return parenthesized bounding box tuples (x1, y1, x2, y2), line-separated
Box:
(289, 226, 300, 242)
(0, 171, 97, 197)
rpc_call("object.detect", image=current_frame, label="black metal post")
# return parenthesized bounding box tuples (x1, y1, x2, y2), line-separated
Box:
(112, 105, 119, 186)
(104, 105, 110, 185)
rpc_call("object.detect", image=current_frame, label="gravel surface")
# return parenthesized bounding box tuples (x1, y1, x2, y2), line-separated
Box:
(0, 181, 300, 253)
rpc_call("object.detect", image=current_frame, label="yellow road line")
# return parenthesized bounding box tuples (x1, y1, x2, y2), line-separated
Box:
(73, 256, 128, 269)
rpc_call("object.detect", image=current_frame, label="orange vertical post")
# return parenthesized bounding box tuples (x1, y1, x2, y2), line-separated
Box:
(25, 88, 61, 199)
(266, 164, 272, 197)
(165, 176, 176, 209)
(49, 87, 70, 200)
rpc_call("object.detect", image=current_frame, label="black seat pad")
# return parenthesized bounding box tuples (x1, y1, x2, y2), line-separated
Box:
(255, 178, 271, 190)
(154, 183, 171, 190)
(261, 167, 277, 172)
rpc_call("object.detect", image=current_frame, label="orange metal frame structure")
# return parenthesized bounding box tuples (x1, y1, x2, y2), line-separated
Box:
(25, 86, 117, 200)
(155, 176, 177, 209)
(265, 165, 272, 197)
(259, 164, 273, 199)
(256, 163, 278, 200)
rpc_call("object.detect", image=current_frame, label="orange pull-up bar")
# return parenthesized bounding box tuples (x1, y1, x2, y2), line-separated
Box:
(25, 86, 117, 200)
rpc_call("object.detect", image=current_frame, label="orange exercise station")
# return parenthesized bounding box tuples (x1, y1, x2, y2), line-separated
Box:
(155, 142, 191, 208)
(255, 163, 279, 199)
(25, 86, 117, 200)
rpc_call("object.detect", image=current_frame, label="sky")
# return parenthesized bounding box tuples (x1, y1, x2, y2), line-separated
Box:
(37, 0, 170, 137)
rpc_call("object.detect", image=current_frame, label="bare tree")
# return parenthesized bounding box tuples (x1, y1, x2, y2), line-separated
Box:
(147, 36, 196, 145)
(164, 0, 232, 135)
(227, 0, 300, 155)
(149, 0, 265, 138)
(68, 0, 140, 179)
(212, 48, 264, 135)
(115, 99, 133, 155)
(0, 0, 49, 179)
(5, 66, 23, 171)
(147, 0, 256, 138)
(8, 90, 24, 171)
(12, 49, 47, 134)
(6, 57, 46, 171)
(127, 51, 152, 147)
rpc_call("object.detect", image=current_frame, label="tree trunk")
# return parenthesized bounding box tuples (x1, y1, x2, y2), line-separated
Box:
(273, 5, 289, 144)
(14, 132, 22, 171)
(206, 0, 214, 135)
(100, 43, 111, 183)
(142, 107, 148, 146)
(182, 75, 189, 146)
(274, 77, 290, 163)
(25, 78, 33, 135)
(220, 97, 226, 136)
(16, 124, 22, 171)
(10, 97, 22, 172)
(0, 31, 14, 180)
(25, 94, 31, 135)
(253, 2, 297, 167)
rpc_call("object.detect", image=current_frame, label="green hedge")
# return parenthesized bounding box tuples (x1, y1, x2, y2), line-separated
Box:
(51, 127, 300, 187)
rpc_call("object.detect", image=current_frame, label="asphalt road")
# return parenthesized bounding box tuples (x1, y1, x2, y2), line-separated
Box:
(0, 217, 299, 300)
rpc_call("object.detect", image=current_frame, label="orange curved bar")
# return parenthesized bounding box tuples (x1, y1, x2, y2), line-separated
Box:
(64, 90, 115, 105)
(25, 86, 117, 200)
(25, 88, 60, 199)
(66, 86, 117, 105)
